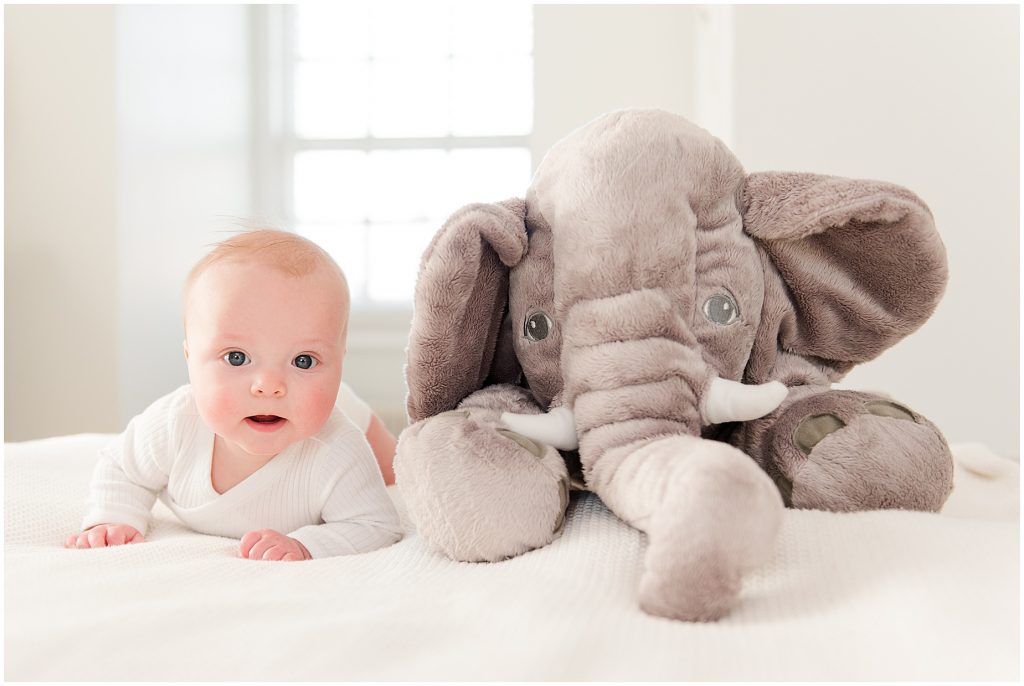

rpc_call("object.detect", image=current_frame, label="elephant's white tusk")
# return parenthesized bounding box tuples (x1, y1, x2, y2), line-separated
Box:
(499, 406, 579, 451)
(701, 377, 788, 425)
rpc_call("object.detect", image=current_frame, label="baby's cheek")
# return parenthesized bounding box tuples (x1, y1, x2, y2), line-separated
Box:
(304, 386, 339, 430)
(194, 384, 240, 433)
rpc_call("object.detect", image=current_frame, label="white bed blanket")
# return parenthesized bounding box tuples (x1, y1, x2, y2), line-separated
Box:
(4, 434, 1019, 680)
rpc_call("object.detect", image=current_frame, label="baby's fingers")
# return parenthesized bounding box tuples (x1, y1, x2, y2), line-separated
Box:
(106, 527, 129, 546)
(242, 531, 280, 560)
(105, 526, 143, 546)
(261, 545, 286, 561)
(239, 530, 264, 558)
(67, 525, 144, 549)
(67, 531, 93, 548)
(86, 527, 108, 548)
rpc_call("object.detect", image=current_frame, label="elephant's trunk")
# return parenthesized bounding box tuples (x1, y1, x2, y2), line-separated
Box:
(509, 110, 786, 619)
(547, 287, 786, 623)
(557, 287, 711, 486)
(527, 113, 763, 485)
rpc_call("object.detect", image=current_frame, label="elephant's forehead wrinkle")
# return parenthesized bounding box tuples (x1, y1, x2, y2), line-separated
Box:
(563, 289, 698, 350)
(563, 337, 709, 411)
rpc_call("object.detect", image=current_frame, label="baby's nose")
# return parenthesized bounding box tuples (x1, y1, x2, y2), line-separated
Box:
(251, 374, 286, 397)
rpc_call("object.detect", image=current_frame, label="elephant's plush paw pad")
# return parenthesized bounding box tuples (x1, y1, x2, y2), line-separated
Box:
(864, 400, 916, 422)
(793, 413, 845, 454)
(789, 396, 922, 456)
(770, 391, 953, 512)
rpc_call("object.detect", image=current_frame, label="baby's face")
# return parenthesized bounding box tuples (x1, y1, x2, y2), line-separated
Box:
(184, 260, 347, 458)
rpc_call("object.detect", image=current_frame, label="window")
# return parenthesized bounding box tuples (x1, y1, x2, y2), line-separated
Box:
(274, 2, 533, 308)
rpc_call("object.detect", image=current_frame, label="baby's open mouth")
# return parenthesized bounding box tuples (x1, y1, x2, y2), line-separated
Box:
(246, 415, 286, 430)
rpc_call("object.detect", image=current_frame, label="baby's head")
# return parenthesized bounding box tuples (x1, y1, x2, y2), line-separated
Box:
(183, 229, 350, 458)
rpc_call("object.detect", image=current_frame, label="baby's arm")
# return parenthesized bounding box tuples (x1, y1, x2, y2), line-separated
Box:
(66, 446, 164, 548)
(281, 438, 402, 559)
(66, 392, 176, 548)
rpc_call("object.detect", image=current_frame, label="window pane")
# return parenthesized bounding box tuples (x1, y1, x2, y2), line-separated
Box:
(297, 223, 369, 302)
(366, 222, 434, 302)
(295, 61, 369, 139)
(451, 56, 532, 136)
(295, 3, 370, 59)
(294, 151, 369, 222)
(367, 150, 449, 222)
(370, 58, 450, 137)
(369, 3, 450, 58)
(451, 2, 532, 57)
(446, 148, 532, 210)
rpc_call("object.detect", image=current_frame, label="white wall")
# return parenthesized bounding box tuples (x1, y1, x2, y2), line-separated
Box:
(5, 6, 119, 439)
(731, 5, 1019, 458)
(532, 4, 700, 164)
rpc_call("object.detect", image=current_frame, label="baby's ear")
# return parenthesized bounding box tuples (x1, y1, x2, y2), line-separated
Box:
(182, 340, 190, 362)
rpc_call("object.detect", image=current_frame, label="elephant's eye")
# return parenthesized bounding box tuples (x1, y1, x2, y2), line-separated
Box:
(703, 293, 740, 325)
(524, 311, 553, 341)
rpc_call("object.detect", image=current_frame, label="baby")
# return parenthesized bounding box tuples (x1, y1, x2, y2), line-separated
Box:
(65, 229, 402, 560)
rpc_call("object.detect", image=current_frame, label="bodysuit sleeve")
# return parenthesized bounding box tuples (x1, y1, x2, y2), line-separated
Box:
(287, 431, 402, 558)
(80, 388, 183, 534)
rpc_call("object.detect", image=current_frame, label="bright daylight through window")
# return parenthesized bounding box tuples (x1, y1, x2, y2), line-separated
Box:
(284, 2, 533, 306)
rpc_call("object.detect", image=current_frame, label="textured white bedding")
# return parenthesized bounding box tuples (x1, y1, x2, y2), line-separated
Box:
(4, 434, 1019, 680)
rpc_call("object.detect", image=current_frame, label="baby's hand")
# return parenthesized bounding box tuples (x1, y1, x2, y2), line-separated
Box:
(65, 524, 144, 549)
(239, 529, 311, 561)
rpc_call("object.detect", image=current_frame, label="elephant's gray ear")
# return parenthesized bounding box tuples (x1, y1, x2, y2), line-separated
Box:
(406, 199, 526, 422)
(743, 172, 947, 375)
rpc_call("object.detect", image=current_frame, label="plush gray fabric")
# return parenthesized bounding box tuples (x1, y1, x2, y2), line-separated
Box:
(397, 109, 952, 622)
(743, 171, 948, 378)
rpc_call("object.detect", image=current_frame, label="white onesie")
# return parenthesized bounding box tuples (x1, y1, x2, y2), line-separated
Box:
(81, 383, 402, 558)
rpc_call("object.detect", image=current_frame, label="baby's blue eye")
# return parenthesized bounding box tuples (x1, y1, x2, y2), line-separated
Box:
(225, 351, 248, 366)
(293, 355, 316, 370)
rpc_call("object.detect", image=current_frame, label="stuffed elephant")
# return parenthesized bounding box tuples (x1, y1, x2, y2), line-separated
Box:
(395, 109, 953, 621)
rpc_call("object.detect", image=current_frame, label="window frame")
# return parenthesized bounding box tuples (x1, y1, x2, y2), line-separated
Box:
(253, 3, 533, 317)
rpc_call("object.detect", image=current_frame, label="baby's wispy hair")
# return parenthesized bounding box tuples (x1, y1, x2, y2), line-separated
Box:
(184, 228, 348, 301)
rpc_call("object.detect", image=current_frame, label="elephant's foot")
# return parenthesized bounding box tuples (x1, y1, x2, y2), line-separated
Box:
(764, 390, 953, 512)
(395, 386, 569, 562)
(600, 436, 783, 622)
